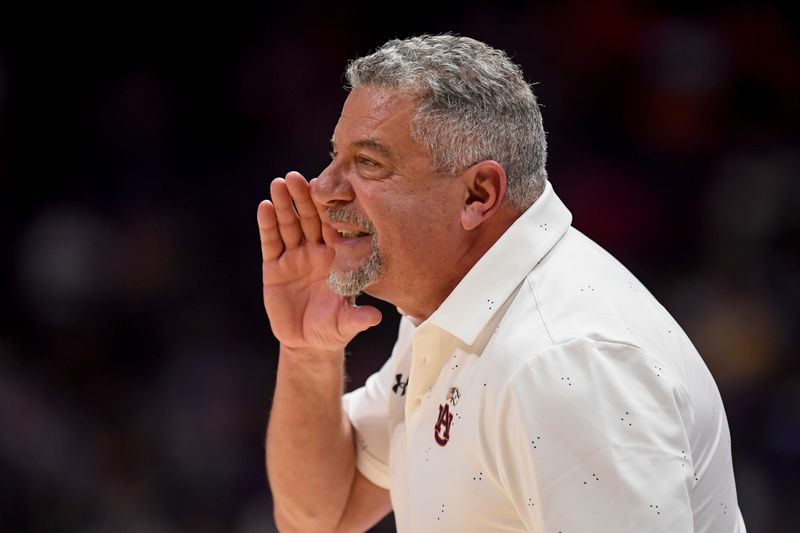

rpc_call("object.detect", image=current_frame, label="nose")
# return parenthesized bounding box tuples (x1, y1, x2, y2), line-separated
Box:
(310, 161, 355, 208)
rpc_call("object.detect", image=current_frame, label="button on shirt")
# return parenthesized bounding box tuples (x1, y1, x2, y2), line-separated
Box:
(342, 181, 746, 532)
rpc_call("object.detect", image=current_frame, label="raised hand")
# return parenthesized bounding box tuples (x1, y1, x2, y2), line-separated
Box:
(257, 171, 382, 356)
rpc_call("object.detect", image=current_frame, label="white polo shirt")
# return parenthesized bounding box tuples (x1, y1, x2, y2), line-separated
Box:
(343, 181, 746, 532)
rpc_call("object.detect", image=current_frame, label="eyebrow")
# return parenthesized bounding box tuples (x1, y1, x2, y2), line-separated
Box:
(330, 137, 396, 161)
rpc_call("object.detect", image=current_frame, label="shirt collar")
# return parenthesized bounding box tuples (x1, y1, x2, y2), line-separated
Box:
(424, 180, 572, 346)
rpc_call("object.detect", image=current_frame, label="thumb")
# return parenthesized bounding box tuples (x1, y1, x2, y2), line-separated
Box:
(339, 303, 383, 339)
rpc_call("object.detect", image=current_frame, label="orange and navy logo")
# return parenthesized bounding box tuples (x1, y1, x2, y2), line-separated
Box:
(435, 386, 460, 446)
(434, 403, 453, 446)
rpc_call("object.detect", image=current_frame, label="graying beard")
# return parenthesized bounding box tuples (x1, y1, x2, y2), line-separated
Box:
(327, 233, 383, 296)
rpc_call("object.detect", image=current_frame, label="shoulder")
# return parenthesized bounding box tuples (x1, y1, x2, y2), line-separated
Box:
(488, 227, 696, 378)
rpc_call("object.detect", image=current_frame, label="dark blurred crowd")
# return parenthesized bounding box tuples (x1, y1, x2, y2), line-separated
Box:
(1, 1, 798, 531)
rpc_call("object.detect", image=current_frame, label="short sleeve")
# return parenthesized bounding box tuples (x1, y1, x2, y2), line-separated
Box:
(342, 359, 394, 489)
(342, 316, 414, 490)
(495, 337, 695, 532)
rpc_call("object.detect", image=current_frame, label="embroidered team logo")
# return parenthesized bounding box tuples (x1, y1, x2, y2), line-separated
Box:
(434, 403, 453, 446)
(434, 386, 460, 446)
(446, 386, 460, 406)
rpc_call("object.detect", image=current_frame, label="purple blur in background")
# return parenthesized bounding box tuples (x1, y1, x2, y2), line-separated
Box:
(1, 1, 798, 531)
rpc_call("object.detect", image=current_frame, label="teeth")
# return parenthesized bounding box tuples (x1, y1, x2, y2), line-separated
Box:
(337, 230, 368, 238)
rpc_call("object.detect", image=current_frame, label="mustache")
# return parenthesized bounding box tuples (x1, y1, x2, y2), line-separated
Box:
(326, 208, 376, 234)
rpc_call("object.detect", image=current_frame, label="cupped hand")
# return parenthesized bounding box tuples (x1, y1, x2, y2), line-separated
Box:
(257, 171, 381, 355)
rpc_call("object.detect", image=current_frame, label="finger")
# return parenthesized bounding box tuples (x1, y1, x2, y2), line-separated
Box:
(308, 178, 338, 247)
(339, 302, 383, 340)
(257, 199, 284, 262)
(285, 171, 323, 244)
(320, 221, 338, 248)
(270, 178, 304, 249)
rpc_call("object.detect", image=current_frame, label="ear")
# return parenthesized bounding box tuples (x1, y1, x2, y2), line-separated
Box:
(460, 160, 507, 231)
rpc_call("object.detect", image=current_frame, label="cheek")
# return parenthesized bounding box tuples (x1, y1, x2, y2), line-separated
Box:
(362, 181, 462, 255)
(378, 205, 457, 258)
(369, 207, 416, 258)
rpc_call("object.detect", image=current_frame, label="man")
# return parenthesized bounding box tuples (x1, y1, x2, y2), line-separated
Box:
(258, 35, 745, 532)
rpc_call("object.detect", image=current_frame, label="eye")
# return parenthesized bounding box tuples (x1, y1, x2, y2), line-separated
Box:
(357, 156, 379, 168)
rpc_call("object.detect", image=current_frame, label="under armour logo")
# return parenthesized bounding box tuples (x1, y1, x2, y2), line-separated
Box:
(392, 374, 408, 396)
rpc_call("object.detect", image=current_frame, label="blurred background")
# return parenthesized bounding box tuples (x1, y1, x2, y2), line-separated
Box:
(1, 0, 798, 531)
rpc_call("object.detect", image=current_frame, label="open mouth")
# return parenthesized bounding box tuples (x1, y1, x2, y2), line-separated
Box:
(326, 208, 375, 243)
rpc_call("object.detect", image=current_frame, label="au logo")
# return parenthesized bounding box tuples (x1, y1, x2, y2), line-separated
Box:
(435, 386, 460, 446)
(434, 403, 453, 446)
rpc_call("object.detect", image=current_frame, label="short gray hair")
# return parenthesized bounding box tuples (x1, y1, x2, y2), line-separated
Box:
(345, 34, 547, 209)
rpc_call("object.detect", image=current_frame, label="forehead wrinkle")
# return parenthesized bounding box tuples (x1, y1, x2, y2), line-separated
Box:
(353, 138, 395, 159)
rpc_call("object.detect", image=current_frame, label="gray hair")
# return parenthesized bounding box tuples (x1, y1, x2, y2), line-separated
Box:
(345, 34, 547, 209)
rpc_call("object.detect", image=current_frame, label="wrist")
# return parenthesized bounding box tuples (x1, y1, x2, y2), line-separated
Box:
(279, 343, 345, 361)
(276, 344, 347, 392)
